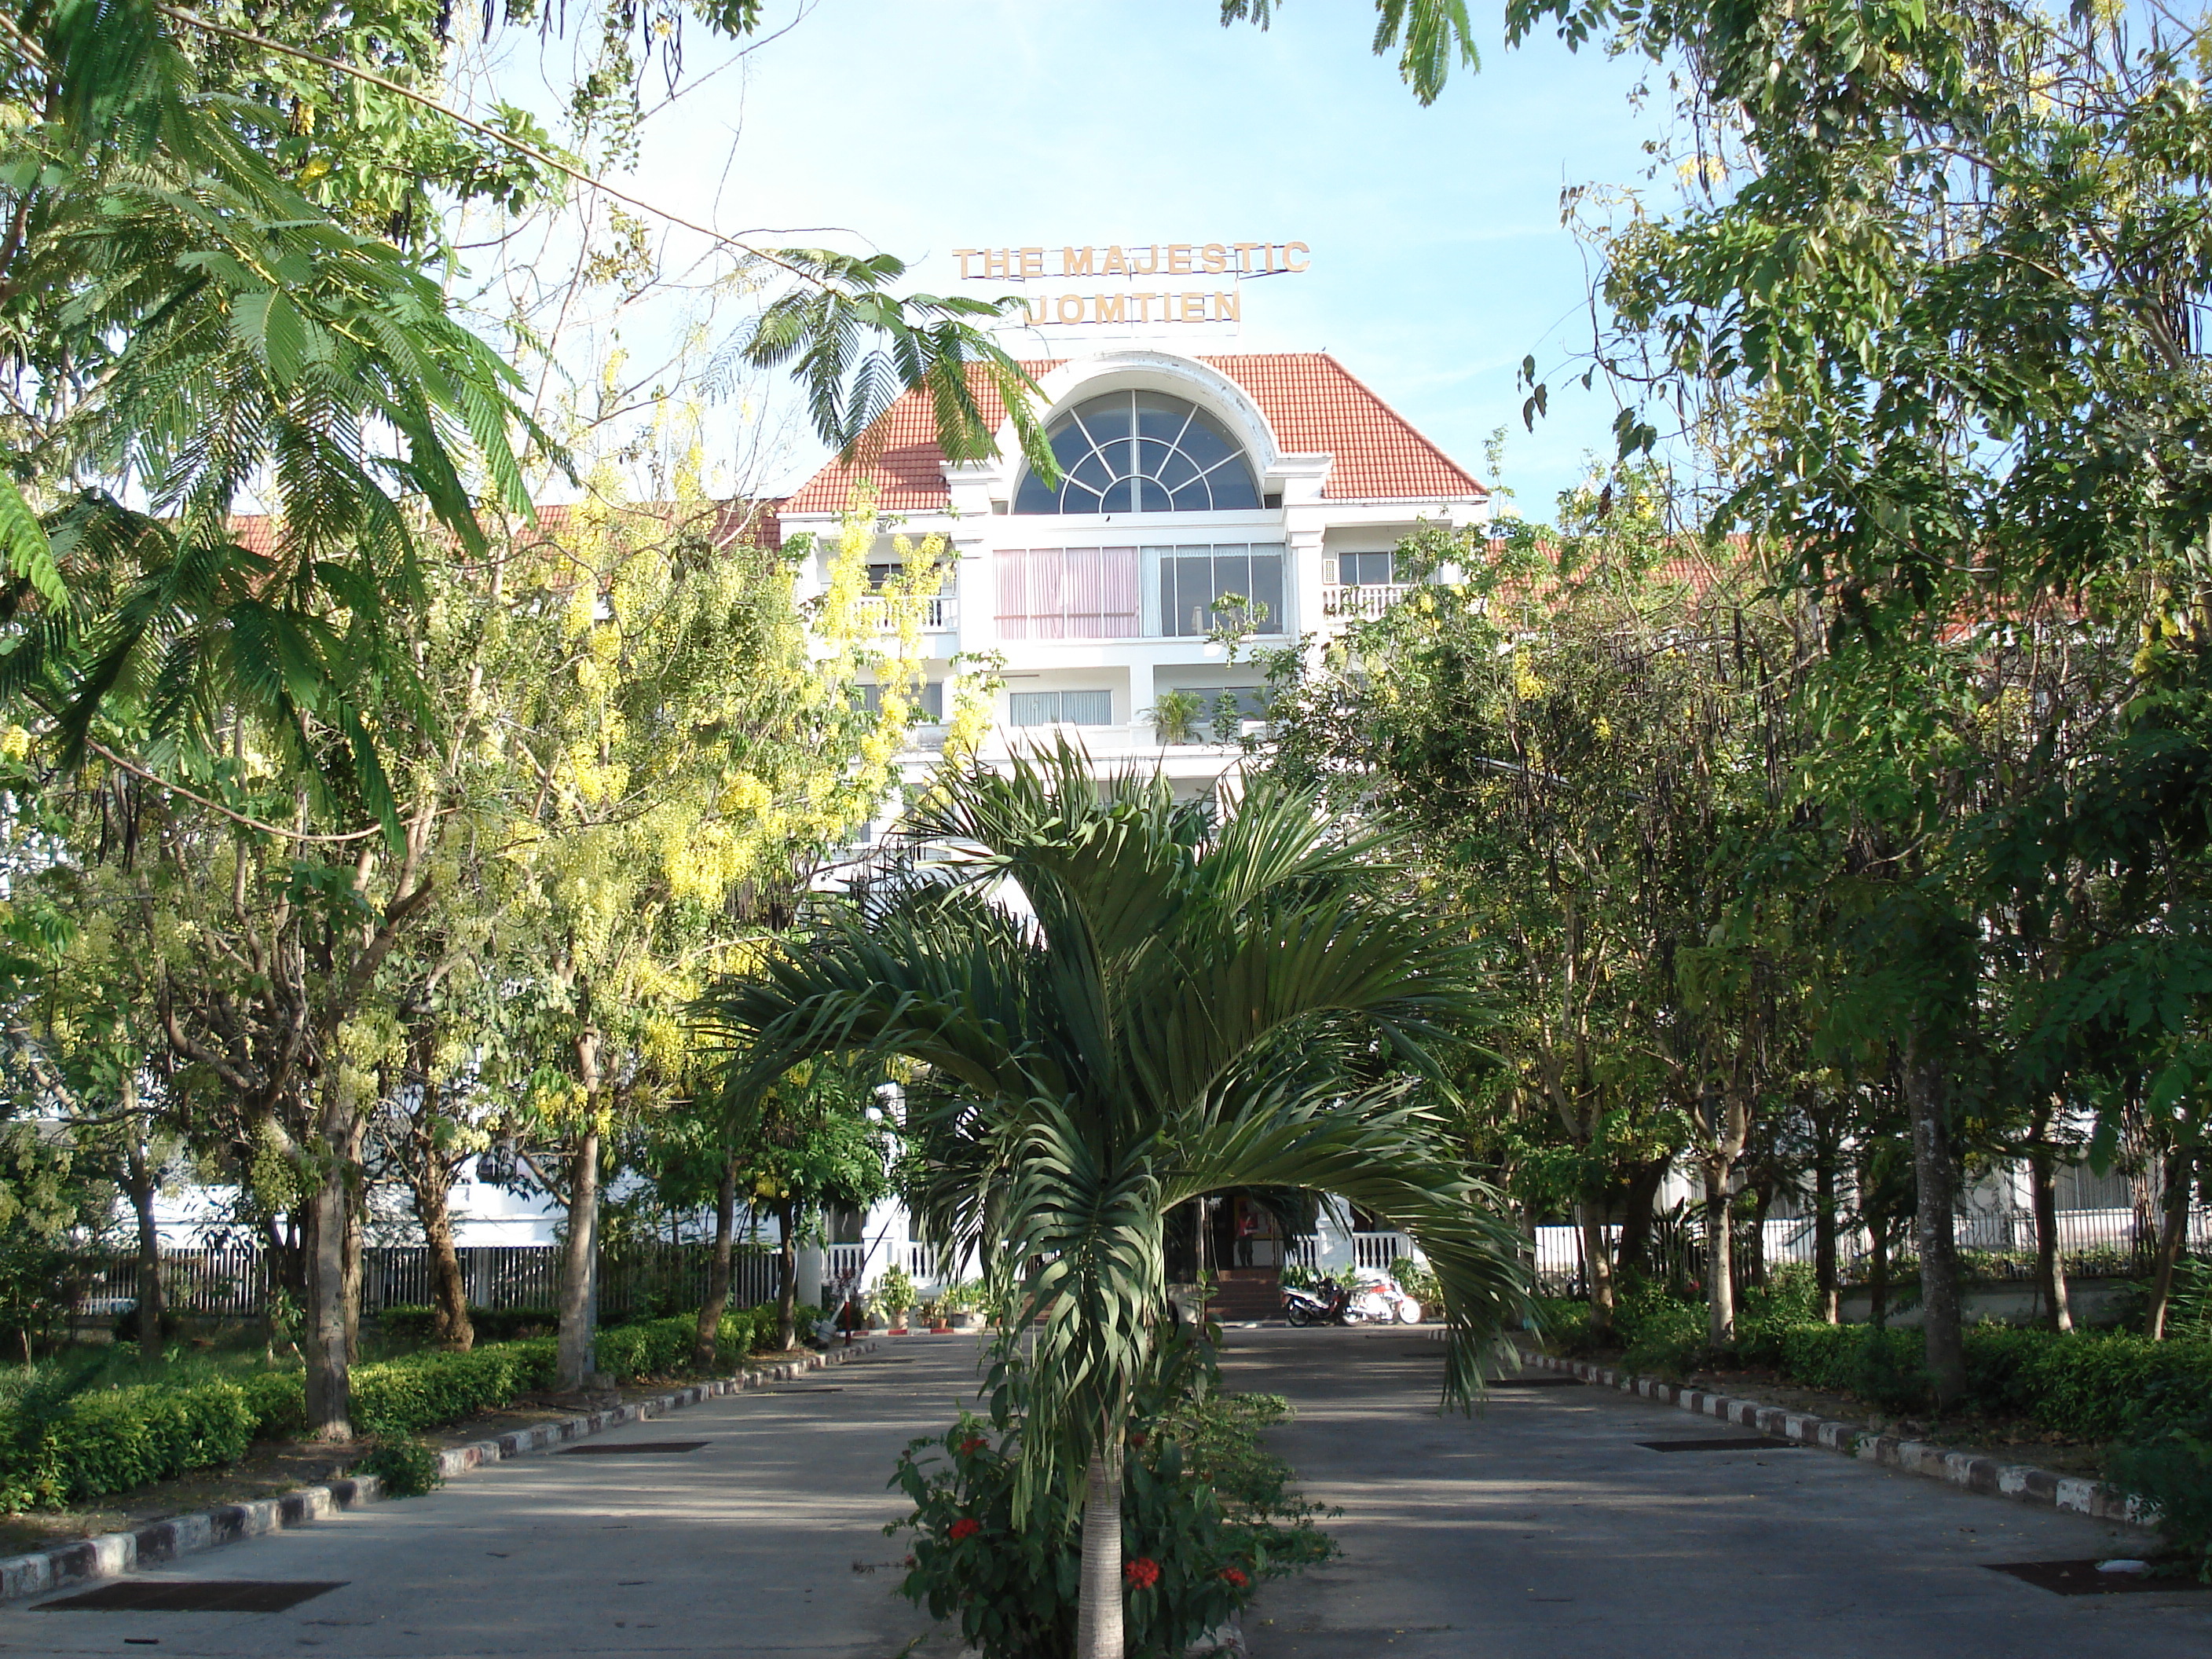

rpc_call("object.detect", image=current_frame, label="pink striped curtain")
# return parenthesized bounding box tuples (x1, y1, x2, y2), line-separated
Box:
(994, 548, 1139, 639)
(995, 549, 1032, 641)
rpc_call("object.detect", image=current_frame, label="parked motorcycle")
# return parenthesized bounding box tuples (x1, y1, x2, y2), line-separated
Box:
(1284, 1273, 1423, 1326)
(1282, 1281, 1348, 1326)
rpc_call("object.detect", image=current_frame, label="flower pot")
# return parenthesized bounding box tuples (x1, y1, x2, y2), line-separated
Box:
(950, 1312, 985, 1331)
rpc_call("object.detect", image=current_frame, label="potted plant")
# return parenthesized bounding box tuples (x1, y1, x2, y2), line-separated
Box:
(940, 1280, 987, 1331)
(877, 1264, 917, 1333)
(1147, 688, 1202, 745)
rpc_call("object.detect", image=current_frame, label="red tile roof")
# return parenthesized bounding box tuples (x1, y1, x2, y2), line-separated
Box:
(780, 353, 1485, 515)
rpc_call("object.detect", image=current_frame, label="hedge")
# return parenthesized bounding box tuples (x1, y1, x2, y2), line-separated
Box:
(0, 1306, 790, 1513)
(1540, 1291, 2212, 1442)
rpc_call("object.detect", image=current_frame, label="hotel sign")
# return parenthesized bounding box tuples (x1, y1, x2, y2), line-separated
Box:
(954, 240, 1310, 327)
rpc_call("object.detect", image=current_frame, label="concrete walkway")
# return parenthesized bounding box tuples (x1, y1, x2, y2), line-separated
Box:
(1227, 1326, 2212, 1659)
(0, 1341, 992, 1657)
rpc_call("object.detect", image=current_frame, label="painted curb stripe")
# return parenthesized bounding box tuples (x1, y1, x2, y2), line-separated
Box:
(1518, 1349, 2150, 1529)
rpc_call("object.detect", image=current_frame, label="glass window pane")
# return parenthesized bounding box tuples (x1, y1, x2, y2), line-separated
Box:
(1062, 690, 1112, 725)
(1251, 551, 1284, 632)
(1155, 450, 1199, 492)
(1134, 391, 1192, 441)
(920, 681, 945, 721)
(1206, 460, 1261, 511)
(1014, 471, 1060, 513)
(1176, 413, 1238, 471)
(1008, 691, 1059, 726)
(1100, 478, 1134, 514)
(1073, 395, 1131, 441)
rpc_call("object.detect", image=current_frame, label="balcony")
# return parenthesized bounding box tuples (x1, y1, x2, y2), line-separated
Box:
(1320, 582, 1412, 620)
(855, 594, 958, 632)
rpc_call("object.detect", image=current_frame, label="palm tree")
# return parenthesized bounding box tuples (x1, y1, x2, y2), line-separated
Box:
(700, 746, 1533, 1659)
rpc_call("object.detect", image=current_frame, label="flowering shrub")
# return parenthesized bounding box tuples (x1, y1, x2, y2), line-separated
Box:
(887, 1350, 1332, 1659)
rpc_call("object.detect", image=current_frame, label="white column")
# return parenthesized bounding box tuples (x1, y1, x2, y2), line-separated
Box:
(1126, 660, 1155, 736)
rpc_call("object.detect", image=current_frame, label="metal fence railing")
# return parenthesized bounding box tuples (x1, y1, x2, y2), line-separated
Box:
(1530, 1206, 2212, 1296)
(67, 1242, 784, 1323)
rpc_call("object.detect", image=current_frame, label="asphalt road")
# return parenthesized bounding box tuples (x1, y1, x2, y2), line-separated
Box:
(6, 1328, 2208, 1658)
(1225, 1325, 2212, 1659)
(0, 1341, 991, 1658)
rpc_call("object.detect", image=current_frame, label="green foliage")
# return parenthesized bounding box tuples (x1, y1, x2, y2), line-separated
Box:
(1389, 1254, 1441, 1310)
(2109, 1422, 2212, 1580)
(875, 1265, 917, 1317)
(378, 1306, 564, 1348)
(0, 1373, 257, 1510)
(352, 1435, 444, 1499)
(889, 1362, 1328, 1659)
(1148, 688, 1203, 745)
(708, 743, 1536, 1547)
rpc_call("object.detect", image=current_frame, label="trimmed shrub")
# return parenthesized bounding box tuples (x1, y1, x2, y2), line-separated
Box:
(0, 1378, 256, 1510)
(348, 1340, 558, 1435)
(0, 1304, 793, 1514)
(353, 1434, 445, 1498)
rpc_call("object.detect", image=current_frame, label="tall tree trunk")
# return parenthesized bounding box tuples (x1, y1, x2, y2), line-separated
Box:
(119, 1072, 166, 1365)
(1867, 1208, 1892, 1327)
(1075, 1442, 1125, 1659)
(415, 1167, 474, 1351)
(1578, 1197, 1615, 1338)
(2146, 1147, 2196, 1340)
(123, 1122, 166, 1365)
(301, 1160, 353, 1441)
(1703, 1157, 1736, 1346)
(1813, 1148, 1840, 1324)
(1904, 1035, 1966, 1407)
(2027, 1144, 2071, 1335)
(773, 1195, 798, 1352)
(341, 1177, 364, 1365)
(1613, 1158, 1668, 1282)
(1744, 1183, 1773, 1289)
(694, 1153, 738, 1369)
(556, 1124, 601, 1390)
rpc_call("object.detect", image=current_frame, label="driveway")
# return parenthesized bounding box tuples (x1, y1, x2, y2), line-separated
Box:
(1226, 1326, 2212, 1659)
(0, 1341, 991, 1657)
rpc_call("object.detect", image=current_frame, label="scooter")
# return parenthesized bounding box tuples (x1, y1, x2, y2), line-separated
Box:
(1282, 1280, 1350, 1326)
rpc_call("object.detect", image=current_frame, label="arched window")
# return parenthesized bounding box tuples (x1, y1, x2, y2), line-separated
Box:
(1014, 391, 1262, 514)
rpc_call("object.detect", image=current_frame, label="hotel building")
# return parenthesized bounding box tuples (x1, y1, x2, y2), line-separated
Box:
(774, 346, 1492, 800)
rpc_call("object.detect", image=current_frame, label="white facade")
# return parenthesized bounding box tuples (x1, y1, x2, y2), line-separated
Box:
(777, 347, 1491, 800)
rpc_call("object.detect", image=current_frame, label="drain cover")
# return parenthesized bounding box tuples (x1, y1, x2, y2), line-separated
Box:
(556, 1440, 709, 1456)
(37, 1580, 347, 1613)
(1986, 1561, 2205, 1595)
(1636, 1436, 1799, 1452)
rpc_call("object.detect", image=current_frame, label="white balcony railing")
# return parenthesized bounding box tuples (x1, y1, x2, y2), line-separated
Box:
(1351, 1231, 1412, 1272)
(856, 595, 958, 632)
(1320, 583, 1412, 620)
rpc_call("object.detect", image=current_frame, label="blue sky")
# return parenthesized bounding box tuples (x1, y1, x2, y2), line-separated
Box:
(584, 2, 1660, 517)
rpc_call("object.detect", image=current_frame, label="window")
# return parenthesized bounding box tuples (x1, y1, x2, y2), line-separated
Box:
(1157, 544, 1285, 638)
(1008, 689, 1112, 727)
(857, 681, 945, 720)
(994, 547, 1140, 639)
(1331, 551, 1397, 586)
(1014, 392, 1262, 515)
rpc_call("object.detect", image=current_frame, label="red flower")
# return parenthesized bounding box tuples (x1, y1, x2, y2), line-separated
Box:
(1221, 1568, 1249, 1589)
(947, 1517, 982, 1541)
(958, 1437, 987, 1454)
(1126, 1430, 1148, 1448)
(1123, 1557, 1161, 1589)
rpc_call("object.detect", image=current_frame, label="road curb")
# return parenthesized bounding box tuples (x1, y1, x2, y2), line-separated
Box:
(1518, 1348, 2149, 1529)
(0, 1339, 877, 1606)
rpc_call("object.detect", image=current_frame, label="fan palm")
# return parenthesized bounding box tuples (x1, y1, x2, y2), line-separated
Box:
(700, 745, 1534, 1659)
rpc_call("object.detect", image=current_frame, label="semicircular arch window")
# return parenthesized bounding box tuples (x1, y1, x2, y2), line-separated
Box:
(1014, 391, 1262, 514)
